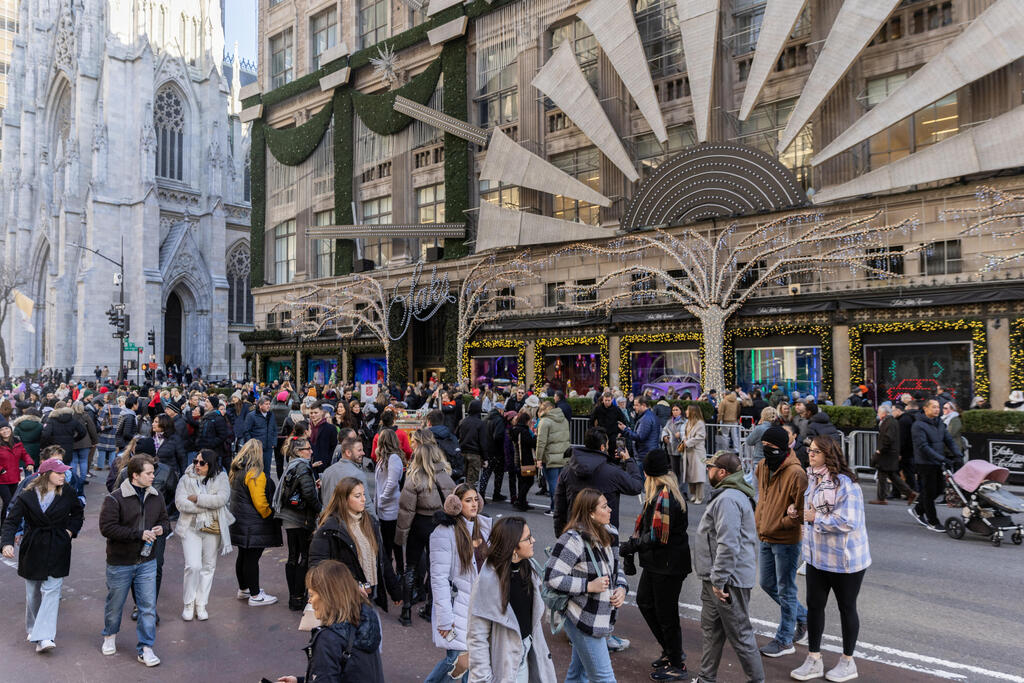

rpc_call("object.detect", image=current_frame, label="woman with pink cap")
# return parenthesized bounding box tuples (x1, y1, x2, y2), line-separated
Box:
(1, 458, 84, 653)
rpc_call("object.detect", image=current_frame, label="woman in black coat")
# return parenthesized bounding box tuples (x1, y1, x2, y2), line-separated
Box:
(509, 410, 536, 511)
(152, 414, 187, 476)
(1, 459, 84, 651)
(229, 440, 283, 606)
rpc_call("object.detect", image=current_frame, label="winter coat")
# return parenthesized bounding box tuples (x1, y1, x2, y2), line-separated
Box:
(622, 408, 660, 460)
(509, 423, 535, 468)
(174, 467, 235, 553)
(197, 410, 232, 457)
(320, 458, 374, 515)
(308, 514, 400, 611)
(12, 415, 43, 465)
(113, 408, 138, 450)
(590, 402, 626, 440)
(653, 401, 672, 428)
(555, 398, 573, 422)
(718, 394, 741, 424)
(154, 432, 186, 474)
(874, 415, 900, 471)
(553, 446, 644, 536)
(428, 514, 492, 650)
(0, 483, 84, 580)
(484, 409, 507, 462)
(241, 408, 279, 459)
(300, 606, 385, 683)
(309, 418, 338, 476)
(98, 478, 171, 566)
(468, 562, 557, 683)
(694, 472, 757, 590)
(804, 412, 843, 448)
(229, 471, 282, 549)
(911, 413, 963, 467)
(429, 424, 464, 479)
(0, 440, 34, 484)
(374, 453, 403, 521)
(72, 412, 99, 450)
(544, 527, 627, 637)
(395, 462, 456, 546)
(661, 416, 685, 455)
(754, 453, 807, 545)
(682, 419, 707, 484)
(41, 407, 87, 462)
(897, 409, 919, 459)
(633, 487, 691, 577)
(536, 410, 572, 469)
(456, 402, 488, 455)
(275, 458, 320, 530)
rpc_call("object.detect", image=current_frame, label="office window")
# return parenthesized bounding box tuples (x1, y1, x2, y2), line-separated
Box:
(416, 184, 445, 260)
(359, 0, 389, 49)
(496, 287, 515, 311)
(635, 0, 683, 78)
(551, 148, 601, 225)
(270, 29, 293, 89)
(574, 278, 597, 304)
(633, 125, 697, 179)
(551, 20, 598, 90)
(479, 179, 520, 210)
(313, 210, 335, 278)
(545, 282, 567, 308)
(310, 9, 337, 71)
(361, 196, 392, 269)
(867, 74, 958, 170)
(920, 240, 962, 276)
(476, 39, 518, 129)
(274, 220, 296, 284)
(865, 246, 904, 280)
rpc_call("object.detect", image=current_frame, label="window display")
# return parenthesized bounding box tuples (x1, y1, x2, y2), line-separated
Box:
(265, 359, 293, 383)
(471, 355, 519, 389)
(307, 357, 338, 385)
(544, 353, 601, 394)
(865, 342, 973, 407)
(631, 349, 701, 398)
(734, 346, 822, 398)
(354, 356, 387, 385)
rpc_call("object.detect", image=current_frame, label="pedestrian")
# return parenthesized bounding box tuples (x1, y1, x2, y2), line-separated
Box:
(425, 484, 491, 683)
(113, 396, 139, 451)
(717, 391, 741, 451)
(467, 515, 556, 683)
(790, 437, 871, 682)
(909, 398, 964, 531)
(428, 408, 464, 481)
(12, 408, 44, 468)
(273, 560, 386, 683)
(753, 425, 809, 659)
(802, 401, 842, 450)
(0, 458, 84, 653)
(98, 454, 170, 667)
(152, 413, 186, 477)
(275, 437, 321, 611)
(374, 428, 405, 576)
(319, 435, 373, 514)
(590, 391, 626, 444)
(536, 400, 571, 516)
(70, 401, 99, 483)
(619, 395, 660, 465)
(0, 423, 35, 521)
(622, 449, 691, 681)
(480, 399, 509, 502)
(681, 404, 708, 503)
(660, 404, 686, 483)
(871, 405, 916, 506)
(41, 401, 86, 465)
(395, 431, 457, 626)
(544, 488, 628, 682)
(456, 400, 488, 487)
(228, 439, 282, 607)
(175, 448, 234, 622)
(242, 395, 279, 476)
(307, 400, 338, 478)
(196, 395, 232, 470)
(692, 451, 764, 683)
(509, 410, 536, 511)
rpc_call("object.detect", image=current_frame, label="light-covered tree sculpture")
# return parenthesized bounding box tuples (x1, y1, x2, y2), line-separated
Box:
(945, 186, 1024, 271)
(557, 212, 921, 394)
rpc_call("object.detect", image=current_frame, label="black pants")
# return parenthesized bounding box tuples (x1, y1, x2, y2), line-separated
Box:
(0, 482, 16, 525)
(876, 468, 913, 501)
(285, 528, 312, 600)
(913, 464, 943, 525)
(478, 457, 506, 499)
(515, 474, 534, 507)
(899, 454, 918, 492)
(275, 439, 286, 480)
(380, 518, 404, 575)
(805, 564, 865, 656)
(637, 569, 686, 665)
(669, 453, 683, 485)
(405, 514, 434, 579)
(235, 547, 265, 594)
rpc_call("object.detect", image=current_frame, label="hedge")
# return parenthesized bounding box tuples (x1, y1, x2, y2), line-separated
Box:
(962, 409, 1024, 435)
(820, 405, 877, 430)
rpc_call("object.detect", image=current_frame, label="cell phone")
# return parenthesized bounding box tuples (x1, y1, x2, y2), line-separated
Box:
(261, 678, 275, 683)
(444, 629, 457, 642)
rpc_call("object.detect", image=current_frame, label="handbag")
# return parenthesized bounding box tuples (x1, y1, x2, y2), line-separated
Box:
(200, 517, 221, 535)
(517, 433, 537, 477)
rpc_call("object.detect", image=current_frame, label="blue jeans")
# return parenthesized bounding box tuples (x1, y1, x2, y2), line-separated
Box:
(758, 541, 807, 646)
(103, 560, 157, 653)
(424, 649, 467, 683)
(72, 448, 91, 482)
(26, 576, 63, 642)
(544, 467, 561, 511)
(95, 448, 116, 469)
(564, 618, 617, 683)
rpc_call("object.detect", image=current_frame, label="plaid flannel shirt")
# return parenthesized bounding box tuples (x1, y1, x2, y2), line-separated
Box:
(544, 526, 627, 637)
(802, 472, 872, 574)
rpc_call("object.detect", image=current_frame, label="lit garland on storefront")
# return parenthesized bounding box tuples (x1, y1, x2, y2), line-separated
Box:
(533, 335, 610, 389)
(619, 333, 703, 395)
(462, 339, 527, 386)
(725, 324, 833, 398)
(1010, 318, 1024, 392)
(848, 320, 989, 400)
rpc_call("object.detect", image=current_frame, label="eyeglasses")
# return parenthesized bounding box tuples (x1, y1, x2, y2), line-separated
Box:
(518, 535, 536, 545)
(808, 447, 824, 455)
(194, 460, 208, 467)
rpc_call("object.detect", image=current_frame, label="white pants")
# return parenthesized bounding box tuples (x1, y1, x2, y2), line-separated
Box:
(181, 527, 220, 607)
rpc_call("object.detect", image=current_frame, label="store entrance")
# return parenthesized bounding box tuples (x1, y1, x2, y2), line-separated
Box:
(416, 367, 445, 385)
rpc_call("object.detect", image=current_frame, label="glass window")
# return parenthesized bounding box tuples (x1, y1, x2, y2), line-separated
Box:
(920, 239, 962, 276)
(633, 125, 697, 179)
(310, 9, 337, 71)
(471, 354, 520, 389)
(865, 245, 904, 280)
(544, 352, 602, 393)
(867, 74, 958, 170)
(631, 350, 701, 395)
(476, 38, 518, 128)
(269, 29, 293, 89)
(732, 0, 766, 55)
(574, 278, 597, 304)
(631, 272, 656, 304)
(361, 196, 392, 269)
(635, 0, 683, 78)
(865, 340, 972, 407)
(479, 179, 521, 209)
(359, 0, 389, 49)
(313, 210, 335, 278)
(735, 346, 822, 398)
(154, 86, 185, 181)
(273, 220, 296, 284)
(550, 20, 598, 91)
(735, 98, 813, 188)
(545, 282, 566, 308)
(416, 184, 445, 260)
(226, 243, 253, 325)
(355, 356, 388, 383)
(551, 148, 601, 225)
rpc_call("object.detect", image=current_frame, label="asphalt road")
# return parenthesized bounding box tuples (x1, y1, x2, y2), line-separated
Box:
(1, 475, 1022, 683)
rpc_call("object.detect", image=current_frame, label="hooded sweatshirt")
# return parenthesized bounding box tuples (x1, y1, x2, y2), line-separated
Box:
(694, 470, 757, 589)
(552, 446, 644, 534)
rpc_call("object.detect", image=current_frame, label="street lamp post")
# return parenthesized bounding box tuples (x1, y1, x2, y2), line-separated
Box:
(70, 238, 125, 381)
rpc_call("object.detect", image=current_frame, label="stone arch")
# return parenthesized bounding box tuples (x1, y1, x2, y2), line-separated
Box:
(153, 80, 191, 181)
(163, 272, 211, 371)
(29, 238, 53, 370)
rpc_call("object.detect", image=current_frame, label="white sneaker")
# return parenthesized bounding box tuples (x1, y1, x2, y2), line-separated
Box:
(248, 590, 278, 606)
(797, 562, 807, 576)
(791, 654, 825, 680)
(236, 588, 251, 600)
(825, 657, 858, 682)
(195, 604, 209, 621)
(101, 635, 117, 656)
(36, 639, 55, 653)
(182, 603, 194, 621)
(137, 646, 161, 667)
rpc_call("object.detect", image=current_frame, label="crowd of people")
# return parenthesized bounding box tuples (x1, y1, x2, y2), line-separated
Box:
(0, 369, 980, 682)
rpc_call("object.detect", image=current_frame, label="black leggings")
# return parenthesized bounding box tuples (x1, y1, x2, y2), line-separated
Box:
(235, 547, 265, 594)
(806, 564, 865, 656)
(404, 514, 435, 592)
(0, 483, 16, 525)
(380, 519, 404, 575)
(286, 528, 312, 598)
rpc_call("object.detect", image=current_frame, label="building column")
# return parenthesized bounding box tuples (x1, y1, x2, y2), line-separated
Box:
(833, 324, 850, 405)
(987, 318, 1009, 405)
(525, 340, 536, 388)
(608, 334, 620, 390)
(255, 353, 262, 381)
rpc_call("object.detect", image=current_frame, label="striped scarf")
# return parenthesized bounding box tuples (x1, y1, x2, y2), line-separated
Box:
(634, 487, 671, 544)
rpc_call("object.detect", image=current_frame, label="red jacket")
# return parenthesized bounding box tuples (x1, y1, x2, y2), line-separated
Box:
(0, 441, 34, 484)
(370, 428, 413, 463)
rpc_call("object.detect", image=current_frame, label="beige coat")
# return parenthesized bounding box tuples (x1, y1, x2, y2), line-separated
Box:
(719, 393, 741, 424)
(683, 420, 707, 484)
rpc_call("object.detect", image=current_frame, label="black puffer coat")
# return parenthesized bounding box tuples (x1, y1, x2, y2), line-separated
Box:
(302, 605, 385, 683)
(229, 472, 283, 549)
(41, 408, 87, 462)
(308, 515, 400, 611)
(0, 484, 84, 580)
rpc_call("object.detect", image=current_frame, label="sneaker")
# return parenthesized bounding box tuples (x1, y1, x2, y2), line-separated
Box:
(825, 657, 858, 682)
(797, 562, 807, 576)
(908, 507, 928, 527)
(867, 500, 887, 505)
(182, 603, 194, 621)
(137, 646, 161, 667)
(101, 635, 117, 656)
(794, 621, 808, 646)
(248, 590, 278, 606)
(35, 639, 56, 653)
(543, 510, 555, 517)
(761, 640, 796, 658)
(195, 604, 208, 621)
(606, 634, 631, 652)
(790, 654, 825, 680)
(491, 494, 508, 502)
(131, 607, 139, 621)
(651, 654, 671, 669)
(236, 588, 251, 600)
(651, 664, 688, 681)
(928, 522, 945, 533)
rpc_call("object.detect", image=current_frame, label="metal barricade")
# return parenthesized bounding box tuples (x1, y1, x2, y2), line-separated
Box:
(845, 430, 878, 474)
(569, 416, 590, 446)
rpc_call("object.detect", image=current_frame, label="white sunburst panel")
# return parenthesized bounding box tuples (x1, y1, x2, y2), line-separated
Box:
(738, 0, 809, 121)
(675, 0, 719, 142)
(476, 201, 613, 252)
(480, 127, 613, 207)
(776, 0, 901, 155)
(531, 43, 641, 182)
(812, 0, 1024, 166)
(578, 0, 668, 143)
(812, 105, 1024, 204)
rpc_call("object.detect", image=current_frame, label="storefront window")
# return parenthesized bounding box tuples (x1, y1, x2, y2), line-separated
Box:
(544, 352, 601, 394)
(865, 342, 972, 406)
(471, 354, 520, 390)
(354, 356, 387, 384)
(265, 360, 293, 383)
(307, 357, 338, 385)
(631, 350, 701, 397)
(734, 346, 822, 398)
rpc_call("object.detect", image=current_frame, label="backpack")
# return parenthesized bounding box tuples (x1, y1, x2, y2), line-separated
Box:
(282, 461, 311, 510)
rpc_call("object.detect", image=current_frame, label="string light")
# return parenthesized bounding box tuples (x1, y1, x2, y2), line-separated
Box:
(1010, 318, 1024, 392)
(534, 335, 610, 390)
(462, 339, 527, 386)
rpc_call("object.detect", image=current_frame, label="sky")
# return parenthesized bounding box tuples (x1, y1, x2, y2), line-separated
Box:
(223, 0, 259, 65)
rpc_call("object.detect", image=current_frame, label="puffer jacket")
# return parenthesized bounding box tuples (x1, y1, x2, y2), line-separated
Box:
(911, 413, 962, 466)
(229, 471, 282, 549)
(553, 447, 644, 534)
(395, 462, 456, 546)
(374, 452, 404, 521)
(536, 410, 571, 469)
(0, 440, 34, 484)
(41, 407, 87, 462)
(12, 415, 43, 465)
(301, 605, 385, 683)
(429, 514, 492, 650)
(274, 458, 320, 530)
(308, 514, 400, 611)
(456, 400, 488, 454)
(174, 467, 235, 553)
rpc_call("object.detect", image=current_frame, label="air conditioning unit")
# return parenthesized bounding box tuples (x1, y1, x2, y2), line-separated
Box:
(425, 246, 444, 262)
(353, 259, 375, 273)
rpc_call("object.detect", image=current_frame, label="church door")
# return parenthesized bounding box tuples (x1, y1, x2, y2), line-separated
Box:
(164, 291, 183, 366)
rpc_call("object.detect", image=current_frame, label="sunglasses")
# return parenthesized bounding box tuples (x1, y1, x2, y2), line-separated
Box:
(194, 459, 208, 466)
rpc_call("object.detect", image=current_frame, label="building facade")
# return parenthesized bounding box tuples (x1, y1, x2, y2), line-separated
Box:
(241, 0, 1024, 406)
(0, 0, 19, 169)
(0, 0, 255, 379)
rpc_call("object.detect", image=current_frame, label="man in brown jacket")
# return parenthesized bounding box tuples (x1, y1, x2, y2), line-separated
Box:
(718, 391, 741, 451)
(754, 425, 808, 658)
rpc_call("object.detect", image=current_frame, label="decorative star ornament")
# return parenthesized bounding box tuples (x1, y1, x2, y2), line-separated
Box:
(369, 44, 400, 88)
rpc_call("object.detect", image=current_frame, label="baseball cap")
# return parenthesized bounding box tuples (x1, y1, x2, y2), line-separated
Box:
(38, 458, 72, 475)
(703, 450, 741, 473)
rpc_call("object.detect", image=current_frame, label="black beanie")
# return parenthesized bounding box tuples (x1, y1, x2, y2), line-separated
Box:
(644, 448, 670, 477)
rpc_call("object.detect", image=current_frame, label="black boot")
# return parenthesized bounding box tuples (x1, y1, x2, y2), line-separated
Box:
(399, 570, 414, 627)
(492, 470, 507, 502)
(286, 563, 303, 610)
(418, 584, 433, 621)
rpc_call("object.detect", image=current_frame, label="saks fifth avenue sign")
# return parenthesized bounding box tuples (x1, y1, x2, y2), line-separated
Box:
(386, 262, 456, 341)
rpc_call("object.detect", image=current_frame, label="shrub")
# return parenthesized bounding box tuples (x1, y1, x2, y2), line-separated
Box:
(962, 409, 1024, 435)
(821, 405, 876, 430)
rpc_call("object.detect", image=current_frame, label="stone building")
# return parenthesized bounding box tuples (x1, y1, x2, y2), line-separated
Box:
(0, 0, 254, 379)
(0, 0, 19, 169)
(240, 0, 1024, 407)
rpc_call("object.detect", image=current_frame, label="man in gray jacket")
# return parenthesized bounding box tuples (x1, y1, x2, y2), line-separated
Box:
(318, 437, 375, 516)
(693, 451, 764, 683)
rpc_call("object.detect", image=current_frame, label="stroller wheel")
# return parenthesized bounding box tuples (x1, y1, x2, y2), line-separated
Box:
(991, 534, 1002, 548)
(1012, 531, 1023, 546)
(944, 517, 965, 540)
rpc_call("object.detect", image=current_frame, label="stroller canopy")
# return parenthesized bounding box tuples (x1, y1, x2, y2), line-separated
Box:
(952, 460, 1010, 492)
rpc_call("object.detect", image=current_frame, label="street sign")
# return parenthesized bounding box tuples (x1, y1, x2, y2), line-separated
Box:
(123, 341, 138, 352)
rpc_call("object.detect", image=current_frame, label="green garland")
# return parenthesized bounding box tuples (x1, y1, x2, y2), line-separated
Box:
(333, 88, 355, 275)
(725, 324, 833, 399)
(1011, 318, 1024, 392)
(533, 335, 610, 389)
(244, 59, 348, 110)
(239, 329, 283, 343)
(265, 99, 334, 166)
(462, 339, 527, 385)
(443, 303, 459, 382)
(249, 123, 267, 289)
(388, 306, 409, 384)
(351, 58, 442, 136)
(442, 38, 470, 259)
(619, 332, 704, 396)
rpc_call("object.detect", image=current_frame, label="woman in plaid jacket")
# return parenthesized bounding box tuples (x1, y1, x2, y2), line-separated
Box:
(544, 488, 627, 683)
(790, 437, 871, 683)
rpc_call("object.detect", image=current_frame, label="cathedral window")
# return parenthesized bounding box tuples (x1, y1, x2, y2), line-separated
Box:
(227, 243, 254, 325)
(154, 86, 186, 181)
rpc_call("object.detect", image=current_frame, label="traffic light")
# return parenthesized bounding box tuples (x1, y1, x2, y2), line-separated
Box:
(106, 305, 120, 327)
(123, 313, 130, 334)
(147, 329, 156, 347)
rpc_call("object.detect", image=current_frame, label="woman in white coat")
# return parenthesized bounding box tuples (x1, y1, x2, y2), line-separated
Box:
(681, 405, 707, 504)
(174, 448, 234, 621)
(425, 484, 491, 683)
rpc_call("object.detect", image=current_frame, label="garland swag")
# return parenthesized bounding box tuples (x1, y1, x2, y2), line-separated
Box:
(265, 99, 335, 166)
(351, 58, 443, 136)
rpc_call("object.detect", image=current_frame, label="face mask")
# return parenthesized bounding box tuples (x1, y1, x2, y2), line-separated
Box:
(764, 444, 787, 470)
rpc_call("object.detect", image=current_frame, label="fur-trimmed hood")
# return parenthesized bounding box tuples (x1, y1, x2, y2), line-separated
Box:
(11, 414, 41, 428)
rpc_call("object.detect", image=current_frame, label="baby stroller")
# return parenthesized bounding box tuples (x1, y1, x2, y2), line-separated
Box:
(943, 460, 1024, 547)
